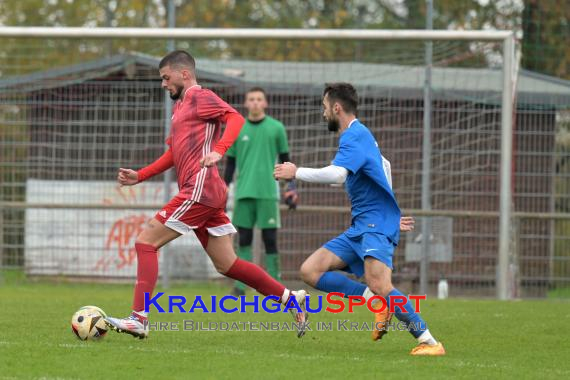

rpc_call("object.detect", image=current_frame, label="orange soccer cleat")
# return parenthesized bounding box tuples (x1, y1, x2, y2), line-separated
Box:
(371, 302, 393, 341)
(410, 342, 446, 356)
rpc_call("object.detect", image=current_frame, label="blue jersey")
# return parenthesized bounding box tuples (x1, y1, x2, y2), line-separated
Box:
(332, 119, 401, 244)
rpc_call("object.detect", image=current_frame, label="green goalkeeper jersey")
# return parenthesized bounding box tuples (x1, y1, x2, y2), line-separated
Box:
(227, 116, 289, 200)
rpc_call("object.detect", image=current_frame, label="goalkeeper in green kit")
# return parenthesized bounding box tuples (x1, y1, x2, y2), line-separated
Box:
(224, 87, 298, 296)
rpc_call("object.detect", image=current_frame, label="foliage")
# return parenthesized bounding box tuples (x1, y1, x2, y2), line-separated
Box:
(0, 1, 566, 78)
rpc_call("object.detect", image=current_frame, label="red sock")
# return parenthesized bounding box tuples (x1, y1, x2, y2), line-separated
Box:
(132, 243, 159, 312)
(225, 258, 286, 300)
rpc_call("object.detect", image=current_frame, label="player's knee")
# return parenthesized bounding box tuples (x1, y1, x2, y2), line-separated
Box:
(365, 275, 393, 298)
(299, 261, 319, 287)
(135, 219, 162, 246)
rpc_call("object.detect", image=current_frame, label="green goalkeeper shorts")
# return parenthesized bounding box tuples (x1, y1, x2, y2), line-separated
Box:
(232, 198, 281, 229)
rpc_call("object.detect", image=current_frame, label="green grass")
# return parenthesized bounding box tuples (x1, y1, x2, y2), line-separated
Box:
(1, 271, 569, 380)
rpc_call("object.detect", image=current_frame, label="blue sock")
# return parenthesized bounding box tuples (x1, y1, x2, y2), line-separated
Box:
(315, 271, 366, 297)
(386, 288, 427, 338)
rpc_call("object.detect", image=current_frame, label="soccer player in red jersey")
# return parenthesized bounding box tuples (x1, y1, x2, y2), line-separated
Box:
(105, 51, 308, 339)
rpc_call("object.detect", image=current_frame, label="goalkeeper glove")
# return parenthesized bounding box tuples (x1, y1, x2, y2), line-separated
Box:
(284, 180, 298, 210)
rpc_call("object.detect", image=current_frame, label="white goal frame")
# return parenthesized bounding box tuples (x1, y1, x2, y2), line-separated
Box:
(0, 27, 516, 300)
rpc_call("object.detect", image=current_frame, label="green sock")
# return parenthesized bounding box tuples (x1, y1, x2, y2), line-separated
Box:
(235, 246, 252, 291)
(265, 253, 280, 281)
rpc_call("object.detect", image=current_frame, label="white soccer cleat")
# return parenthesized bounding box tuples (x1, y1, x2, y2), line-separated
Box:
(288, 290, 309, 338)
(105, 312, 149, 339)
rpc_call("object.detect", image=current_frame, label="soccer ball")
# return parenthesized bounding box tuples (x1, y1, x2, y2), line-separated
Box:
(70, 305, 108, 341)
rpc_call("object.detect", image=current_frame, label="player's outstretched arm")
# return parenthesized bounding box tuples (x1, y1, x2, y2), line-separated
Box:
(118, 149, 174, 186)
(117, 168, 139, 186)
(274, 162, 348, 185)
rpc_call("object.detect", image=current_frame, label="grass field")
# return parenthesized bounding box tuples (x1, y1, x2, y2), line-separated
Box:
(1, 271, 569, 380)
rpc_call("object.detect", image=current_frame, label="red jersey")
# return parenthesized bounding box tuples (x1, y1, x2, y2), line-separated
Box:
(166, 85, 238, 208)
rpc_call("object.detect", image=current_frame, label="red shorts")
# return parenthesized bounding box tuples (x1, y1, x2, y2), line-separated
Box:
(155, 194, 237, 248)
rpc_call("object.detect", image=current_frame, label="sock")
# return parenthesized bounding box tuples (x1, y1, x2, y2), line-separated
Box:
(132, 243, 159, 313)
(281, 289, 291, 305)
(234, 246, 252, 291)
(362, 287, 375, 301)
(315, 271, 367, 297)
(265, 253, 280, 281)
(225, 258, 286, 301)
(131, 311, 148, 324)
(417, 330, 437, 345)
(386, 288, 429, 340)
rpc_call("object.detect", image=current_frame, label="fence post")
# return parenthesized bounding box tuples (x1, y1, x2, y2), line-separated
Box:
(508, 216, 520, 298)
(419, 0, 434, 296)
(497, 33, 515, 300)
(161, 0, 176, 289)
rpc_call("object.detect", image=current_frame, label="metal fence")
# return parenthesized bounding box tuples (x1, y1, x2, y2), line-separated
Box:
(0, 29, 569, 298)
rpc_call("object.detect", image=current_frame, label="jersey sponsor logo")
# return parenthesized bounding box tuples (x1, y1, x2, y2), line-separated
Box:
(159, 210, 167, 218)
(241, 135, 250, 142)
(268, 218, 276, 225)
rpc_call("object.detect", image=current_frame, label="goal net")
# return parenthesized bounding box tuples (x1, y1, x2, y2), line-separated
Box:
(1, 30, 547, 297)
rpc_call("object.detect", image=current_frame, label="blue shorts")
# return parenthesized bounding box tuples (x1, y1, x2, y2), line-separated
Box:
(323, 232, 395, 277)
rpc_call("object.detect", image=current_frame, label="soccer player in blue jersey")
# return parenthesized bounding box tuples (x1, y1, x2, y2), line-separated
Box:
(274, 83, 445, 355)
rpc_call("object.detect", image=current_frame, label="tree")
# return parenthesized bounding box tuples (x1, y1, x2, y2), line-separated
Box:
(522, 0, 570, 79)
(0, 0, 568, 78)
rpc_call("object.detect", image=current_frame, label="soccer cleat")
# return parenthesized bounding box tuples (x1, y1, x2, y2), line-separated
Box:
(288, 290, 309, 338)
(410, 342, 446, 356)
(371, 301, 393, 341)
(105, 312, 149, 339)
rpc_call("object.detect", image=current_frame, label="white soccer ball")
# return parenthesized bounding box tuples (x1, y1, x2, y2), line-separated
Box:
(70, 306, 108, 341)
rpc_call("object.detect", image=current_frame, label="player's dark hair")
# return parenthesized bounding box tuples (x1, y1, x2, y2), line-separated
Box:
(323, 82, 358, 114)
(159, 50, 196, 71)
(246, 87, 267, 97)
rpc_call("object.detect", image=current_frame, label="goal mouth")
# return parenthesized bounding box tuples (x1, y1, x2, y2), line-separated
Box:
(6, 27, 566, 299)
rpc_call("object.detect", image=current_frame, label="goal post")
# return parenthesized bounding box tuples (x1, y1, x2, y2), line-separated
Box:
(0, 27, 517, 299)
(0, 27, 513, 41)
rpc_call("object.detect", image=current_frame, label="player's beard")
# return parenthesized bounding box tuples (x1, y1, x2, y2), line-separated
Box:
(327, 117, 340, 132)
(169, 85, 184, 100)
